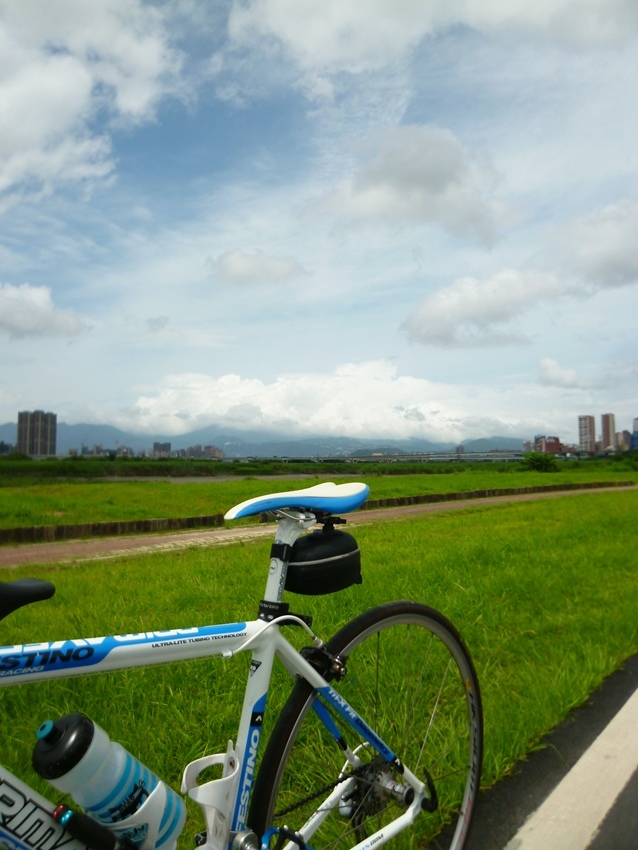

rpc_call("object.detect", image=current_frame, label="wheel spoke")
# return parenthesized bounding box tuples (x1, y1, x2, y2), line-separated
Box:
(249, 602, 482, 850)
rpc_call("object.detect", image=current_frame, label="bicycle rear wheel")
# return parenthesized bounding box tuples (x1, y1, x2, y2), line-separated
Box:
(249, 601, 482, 850)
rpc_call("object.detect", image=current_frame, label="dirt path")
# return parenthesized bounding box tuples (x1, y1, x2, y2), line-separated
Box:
(1, 485, 634, 570)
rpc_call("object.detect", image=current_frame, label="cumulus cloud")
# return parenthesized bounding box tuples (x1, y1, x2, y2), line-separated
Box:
(213, 249, 306, 284)
(317, 125, 500, 244)
(566, 200, 638, 289)
(0, 0, 182, 206)
(0, 282, 91, 338)
(227, 0, 439, 76)
(103, 361, 453, 438)
(225, 0, 638, 87)
(402, 269, 559, 347)
(402, 197, 638, 352)
(77, 359, 575, 443)
(539, 357, 598, 389)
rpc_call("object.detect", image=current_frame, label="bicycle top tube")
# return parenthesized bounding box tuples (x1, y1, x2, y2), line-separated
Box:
(224, 481, 369, 520)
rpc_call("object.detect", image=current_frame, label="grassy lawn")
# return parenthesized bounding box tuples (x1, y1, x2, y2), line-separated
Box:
(1, 488, 636, 847)
(0, 468, 635, 529)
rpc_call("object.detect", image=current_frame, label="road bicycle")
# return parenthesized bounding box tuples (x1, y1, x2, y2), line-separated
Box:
(0, 482, 483, 850)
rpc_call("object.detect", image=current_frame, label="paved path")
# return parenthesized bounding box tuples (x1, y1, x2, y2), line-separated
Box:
(468, 653, 638, 849)
(504, 685, 638, 849)
(0, 485, 634, 568)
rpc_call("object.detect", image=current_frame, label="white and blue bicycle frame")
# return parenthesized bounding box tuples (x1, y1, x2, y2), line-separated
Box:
(1, 493, 428, 850)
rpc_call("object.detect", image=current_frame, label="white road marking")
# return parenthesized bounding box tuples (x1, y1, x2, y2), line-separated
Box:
(504, 686, 638, 850)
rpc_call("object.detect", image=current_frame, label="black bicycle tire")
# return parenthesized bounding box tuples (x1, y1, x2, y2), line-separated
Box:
(249, 600, 483, 850)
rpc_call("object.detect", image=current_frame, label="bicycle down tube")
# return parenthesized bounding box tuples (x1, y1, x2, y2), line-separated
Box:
(0, 611, 428, 834)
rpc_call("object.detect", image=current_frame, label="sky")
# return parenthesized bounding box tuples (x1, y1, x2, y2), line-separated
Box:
(1, 0, 637, 446)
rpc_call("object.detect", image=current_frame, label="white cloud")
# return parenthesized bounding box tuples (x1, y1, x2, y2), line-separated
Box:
(317, 125, 501, 244)
(213, 249, 306, 285)
(566, 200, 638, 289)
(538, 357, 598, 389)
(461, 0, 638, 46)
(224, 0, 638, 89)
(0, 0, 182, 207)
(227, 0, 440, 75)
(1, 0, 183, 120)
(0, 43, 114, 205)
(402, 269, 559, 347)
(83, 360, 534, 441)
(0, 283, 92, 338)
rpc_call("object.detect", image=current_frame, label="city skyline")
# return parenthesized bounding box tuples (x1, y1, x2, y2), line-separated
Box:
(4, 408, 636, 458)
(1, 3, 637, 445)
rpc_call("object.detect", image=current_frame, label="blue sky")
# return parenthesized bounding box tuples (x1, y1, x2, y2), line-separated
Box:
(1, 0, 637, 445)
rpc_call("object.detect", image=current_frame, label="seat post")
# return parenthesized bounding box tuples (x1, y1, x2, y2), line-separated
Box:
(261, 513, 316, 604)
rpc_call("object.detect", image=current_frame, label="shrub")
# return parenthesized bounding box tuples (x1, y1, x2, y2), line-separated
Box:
(519, 452, 559, 472)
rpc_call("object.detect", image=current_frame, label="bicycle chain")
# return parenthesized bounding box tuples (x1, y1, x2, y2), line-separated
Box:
(273, 764, 371, 819)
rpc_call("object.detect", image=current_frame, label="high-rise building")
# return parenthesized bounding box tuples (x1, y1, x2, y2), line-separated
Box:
(601, 413, 616, 450)
(619, 431, 631, 451)
(16, 410, 57, 456)
(578, 415, 596, 453)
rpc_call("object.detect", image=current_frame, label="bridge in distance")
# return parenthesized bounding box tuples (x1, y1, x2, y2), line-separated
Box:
(274, 451, 527, 463)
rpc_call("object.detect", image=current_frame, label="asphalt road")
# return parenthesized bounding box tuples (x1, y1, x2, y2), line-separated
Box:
(469, 654, 638, 849)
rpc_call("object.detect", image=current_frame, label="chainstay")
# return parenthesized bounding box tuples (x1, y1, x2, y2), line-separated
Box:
(273, 764, 371, 819)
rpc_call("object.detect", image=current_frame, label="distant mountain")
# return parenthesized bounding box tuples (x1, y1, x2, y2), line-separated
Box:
(0, 421, 524, 458)
(0, 422, 17, 447)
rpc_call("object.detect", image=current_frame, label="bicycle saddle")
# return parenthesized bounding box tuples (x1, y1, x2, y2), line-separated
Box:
(225, 481, 369, 520)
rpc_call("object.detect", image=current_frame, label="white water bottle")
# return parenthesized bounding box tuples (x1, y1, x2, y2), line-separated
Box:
(32, 713, 186, 850)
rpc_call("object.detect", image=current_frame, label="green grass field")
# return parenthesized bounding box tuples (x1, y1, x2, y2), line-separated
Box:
(0, 467, 635, 529)
(1, 487, 637, 847)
